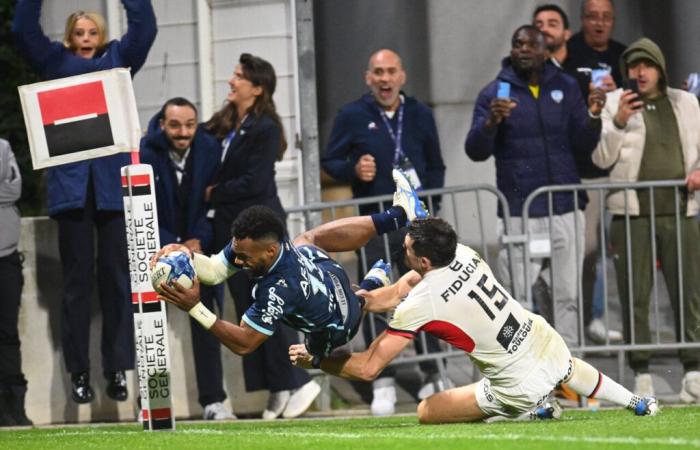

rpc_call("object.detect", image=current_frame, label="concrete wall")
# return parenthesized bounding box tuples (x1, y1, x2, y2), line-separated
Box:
(18, 218, 268, 425)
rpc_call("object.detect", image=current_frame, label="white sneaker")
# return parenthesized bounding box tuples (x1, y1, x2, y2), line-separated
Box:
(203, 402, 236, 420)
(417, 374, 456, 400)
(262, 390, 291, 419)
(392, 169, 428, 224)
(282, 380, 321, 418)
(370, 377, 397, 416)
(679, 371, 700, 404)
(633, 373, 655, 398)
(586, 318, 623, 344)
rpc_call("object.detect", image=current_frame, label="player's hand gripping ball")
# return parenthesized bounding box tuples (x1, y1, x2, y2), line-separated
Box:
(151, 251, 196, 293)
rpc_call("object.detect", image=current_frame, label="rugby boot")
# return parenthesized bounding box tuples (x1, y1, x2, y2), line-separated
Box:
(362, 259, 392, 290)
(634, 396, 658, 416)
(392, 169, 428, 224)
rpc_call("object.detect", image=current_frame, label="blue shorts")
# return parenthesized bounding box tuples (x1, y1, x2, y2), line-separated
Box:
(298, 246, 364, 357)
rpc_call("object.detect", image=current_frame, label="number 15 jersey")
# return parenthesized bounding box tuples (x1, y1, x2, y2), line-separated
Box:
(387, 243, 557, 387)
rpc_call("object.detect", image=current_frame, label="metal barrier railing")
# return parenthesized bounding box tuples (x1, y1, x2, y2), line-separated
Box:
(519, 179, 700, 381)
(285, 179, 700, 408)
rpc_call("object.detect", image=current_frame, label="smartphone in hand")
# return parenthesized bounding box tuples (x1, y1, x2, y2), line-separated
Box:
(591, 68, 610, 88)
(687, 72, 700, 96)
(497, 81, 511, 99)
(625, 79, 643, 110)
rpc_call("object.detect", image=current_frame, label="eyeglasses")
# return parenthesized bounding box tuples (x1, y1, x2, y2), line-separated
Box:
(583, 13, 614, 24)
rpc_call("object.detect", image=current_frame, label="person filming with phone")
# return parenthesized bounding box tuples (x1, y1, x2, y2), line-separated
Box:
(592, 38, 700, 402)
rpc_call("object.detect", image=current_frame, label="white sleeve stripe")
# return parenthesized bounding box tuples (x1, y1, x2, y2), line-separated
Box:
(242, 315, 275, 336)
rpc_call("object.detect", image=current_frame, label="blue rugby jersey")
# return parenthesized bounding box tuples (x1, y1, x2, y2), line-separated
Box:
(217, 240, 361, 340)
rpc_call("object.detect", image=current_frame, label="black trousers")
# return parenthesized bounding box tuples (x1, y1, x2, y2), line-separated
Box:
(360, 230, 444, 378)
(0, 251, 27, 388)
(54, 189, 134, 374)
(189, 283, 227, 407)
(214, 211, 310, 393)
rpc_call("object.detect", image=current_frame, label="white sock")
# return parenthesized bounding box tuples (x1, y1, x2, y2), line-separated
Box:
(565, 358, 641, 409)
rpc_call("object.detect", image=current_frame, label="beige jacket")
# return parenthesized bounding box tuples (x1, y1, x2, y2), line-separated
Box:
(592, 87, 700, 216)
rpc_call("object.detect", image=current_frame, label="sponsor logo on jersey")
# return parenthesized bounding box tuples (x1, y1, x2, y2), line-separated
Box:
(440, 256, 481, 302)
(261, 287, 285, 325)
(505, 317, 533, 354)
(328, 272, 348, 322)
(496, 313, 521, 350)
(276, 279, 288, 288)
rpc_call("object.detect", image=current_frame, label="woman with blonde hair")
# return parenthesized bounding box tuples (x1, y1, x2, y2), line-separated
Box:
(12, 0, 157, 405)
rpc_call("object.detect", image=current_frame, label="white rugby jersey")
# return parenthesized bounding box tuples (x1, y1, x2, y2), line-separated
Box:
(388, 244, 555, 386)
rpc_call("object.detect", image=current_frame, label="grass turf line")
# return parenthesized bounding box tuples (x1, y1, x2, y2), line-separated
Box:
(1, 407, 699, 450)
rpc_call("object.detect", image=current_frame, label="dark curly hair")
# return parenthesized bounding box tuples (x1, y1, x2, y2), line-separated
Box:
(231, 206, 286, 242)
(406, 218, 458, 268)
(205, 53, 288, 161)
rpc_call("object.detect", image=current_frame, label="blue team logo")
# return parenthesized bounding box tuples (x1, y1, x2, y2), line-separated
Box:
(551, 90, 564, 103)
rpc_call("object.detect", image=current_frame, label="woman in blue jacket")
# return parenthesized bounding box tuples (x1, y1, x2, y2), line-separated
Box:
(203, 54, 317, 420)
(12, 0, 156, 404)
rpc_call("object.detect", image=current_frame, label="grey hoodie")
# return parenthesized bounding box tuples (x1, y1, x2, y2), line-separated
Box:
(0, 139, 22, 257)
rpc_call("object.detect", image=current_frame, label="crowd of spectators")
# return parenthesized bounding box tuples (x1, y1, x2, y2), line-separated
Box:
(3, 0, 700, 426)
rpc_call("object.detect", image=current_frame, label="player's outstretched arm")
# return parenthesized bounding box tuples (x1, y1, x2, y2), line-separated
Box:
(158, 278, 268, 355)
(293, 216, 377, 252)
(360, 270, 422, 313)
(290, 331, 410, 381)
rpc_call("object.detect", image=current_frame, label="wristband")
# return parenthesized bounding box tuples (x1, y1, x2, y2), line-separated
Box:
(311, 355, 323, 369)
(188, 302, 217, 330)
(587, 109, 601, 119)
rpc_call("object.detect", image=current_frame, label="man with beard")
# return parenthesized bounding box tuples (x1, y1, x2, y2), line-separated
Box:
(140, 97, 235, 420)
(465, 25, 606, 350)
(321, 49, 447, 415)
(533, 4, 571, 68)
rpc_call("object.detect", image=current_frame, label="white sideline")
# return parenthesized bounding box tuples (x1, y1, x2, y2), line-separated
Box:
(42, 428, 700, 448)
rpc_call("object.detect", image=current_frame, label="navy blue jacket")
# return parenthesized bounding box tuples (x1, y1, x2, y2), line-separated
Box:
(140, 114, 221, 252)
(465, 60, 600, 217)
(321, 93, 445, 211)
(210, 114, 285, 221)
(12, 0, 157, 215)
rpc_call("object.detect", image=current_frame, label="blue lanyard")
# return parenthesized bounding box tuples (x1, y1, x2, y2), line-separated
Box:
(221, 129, 237, 162)
(377, 102, 404, 166)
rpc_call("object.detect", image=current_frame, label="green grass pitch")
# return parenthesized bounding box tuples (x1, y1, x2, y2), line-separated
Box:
(2, 406, 699, 450)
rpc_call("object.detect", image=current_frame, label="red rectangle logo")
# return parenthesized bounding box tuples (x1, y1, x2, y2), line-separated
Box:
(37, 81, 109, 126)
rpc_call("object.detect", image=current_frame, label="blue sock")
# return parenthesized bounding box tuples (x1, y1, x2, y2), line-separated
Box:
(371, 207, 407, 235)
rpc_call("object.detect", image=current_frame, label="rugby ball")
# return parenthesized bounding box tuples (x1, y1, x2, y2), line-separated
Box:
(151, 251, 196, 293)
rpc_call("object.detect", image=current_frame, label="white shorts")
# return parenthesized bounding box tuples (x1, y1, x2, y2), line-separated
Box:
(475, 320, 572, 418)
